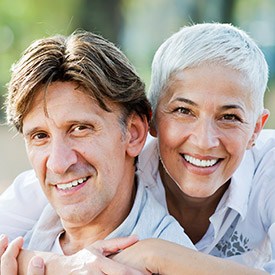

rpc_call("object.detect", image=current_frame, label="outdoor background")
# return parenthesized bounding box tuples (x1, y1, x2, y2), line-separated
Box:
(1, 0, 275, 194)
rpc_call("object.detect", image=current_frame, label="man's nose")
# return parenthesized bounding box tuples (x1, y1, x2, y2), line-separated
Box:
(46, 138, 77, 175)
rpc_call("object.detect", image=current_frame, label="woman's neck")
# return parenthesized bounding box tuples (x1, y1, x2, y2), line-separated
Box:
(159, 161, 230, 243)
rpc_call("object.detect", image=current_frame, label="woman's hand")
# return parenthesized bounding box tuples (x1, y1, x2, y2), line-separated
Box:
(111, 238, 164, 274)
(49, 235, 150, 274)
(113, 238, 269, 275)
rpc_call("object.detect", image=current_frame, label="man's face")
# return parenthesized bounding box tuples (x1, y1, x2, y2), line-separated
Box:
(22, 81, 139, 228)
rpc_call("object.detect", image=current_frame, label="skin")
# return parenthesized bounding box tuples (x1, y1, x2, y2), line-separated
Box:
(22, 81, 148, 256)
(151, 64, 269, 243)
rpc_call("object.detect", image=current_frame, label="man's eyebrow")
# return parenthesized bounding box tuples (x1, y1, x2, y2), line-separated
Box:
(23, 127, 41, 137)
(170, 97, 198, 107)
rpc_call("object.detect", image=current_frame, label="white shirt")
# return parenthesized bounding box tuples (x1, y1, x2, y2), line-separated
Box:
(0, 170, 47, 241)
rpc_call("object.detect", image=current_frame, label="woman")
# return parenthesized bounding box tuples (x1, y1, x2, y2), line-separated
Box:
(1, 23, 275, 274)
(116, 22, 275, 273)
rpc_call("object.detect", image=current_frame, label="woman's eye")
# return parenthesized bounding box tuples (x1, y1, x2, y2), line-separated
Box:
(222, 114, 242, 122)
(174, 107, 192, 115)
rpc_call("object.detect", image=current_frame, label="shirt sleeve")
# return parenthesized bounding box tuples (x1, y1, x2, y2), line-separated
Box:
(263, 177, 275, 274)
(0, 169, 48, 241)
(263, 223, 275, 274)
(256, 143, 275, 274)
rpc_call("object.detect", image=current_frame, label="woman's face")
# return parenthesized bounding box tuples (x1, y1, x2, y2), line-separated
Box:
(153, 64, 267, 198)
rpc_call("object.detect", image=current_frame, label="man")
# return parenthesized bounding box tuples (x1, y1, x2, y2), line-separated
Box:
(1, 30, 195, 274)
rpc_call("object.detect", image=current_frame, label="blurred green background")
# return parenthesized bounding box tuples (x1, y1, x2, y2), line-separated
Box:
(1, 0, 275, 192)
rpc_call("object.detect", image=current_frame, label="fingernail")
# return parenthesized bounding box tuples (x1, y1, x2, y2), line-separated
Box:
(31, 256, 44, 268)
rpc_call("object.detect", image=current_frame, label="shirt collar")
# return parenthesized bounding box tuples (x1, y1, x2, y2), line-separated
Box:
(215, 149, 255, 221)
(137, 135, 159, 188)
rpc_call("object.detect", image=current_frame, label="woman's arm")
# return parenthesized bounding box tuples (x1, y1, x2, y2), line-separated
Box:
(113, 238, 268, 275)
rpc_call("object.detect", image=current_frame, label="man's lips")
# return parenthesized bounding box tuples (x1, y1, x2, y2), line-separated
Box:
(55, 177, 89, 191)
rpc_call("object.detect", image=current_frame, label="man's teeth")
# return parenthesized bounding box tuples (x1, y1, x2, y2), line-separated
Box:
(57, 177, 87, 190)
(184, 155, 218, 167)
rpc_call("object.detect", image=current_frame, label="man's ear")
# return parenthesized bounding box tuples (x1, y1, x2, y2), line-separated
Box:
(247, 109, 270, 149)
(126, 114, 149, 157)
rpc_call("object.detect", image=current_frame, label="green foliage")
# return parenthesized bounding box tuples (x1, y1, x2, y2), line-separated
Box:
(0, 0, 81, 121)
(0, 0, 274, 127)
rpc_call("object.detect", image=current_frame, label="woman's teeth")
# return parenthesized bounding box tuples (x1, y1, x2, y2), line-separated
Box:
(184, 155, 218, 167)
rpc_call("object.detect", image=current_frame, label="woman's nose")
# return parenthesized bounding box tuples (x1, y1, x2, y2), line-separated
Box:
(189, 119, 220, 150)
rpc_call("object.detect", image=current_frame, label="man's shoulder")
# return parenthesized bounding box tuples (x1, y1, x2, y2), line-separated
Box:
(1, 168, 45, 203)
(14, 169, 38, 183)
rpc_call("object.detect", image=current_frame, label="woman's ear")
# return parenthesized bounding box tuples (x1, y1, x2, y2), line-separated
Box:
(126, 114, 149, 157)
(247, 109, 270, 149)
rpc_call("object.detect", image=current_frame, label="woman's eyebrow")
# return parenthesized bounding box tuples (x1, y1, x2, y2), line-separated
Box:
(220, 104, 245, 113)
(171, 97, 198, 107)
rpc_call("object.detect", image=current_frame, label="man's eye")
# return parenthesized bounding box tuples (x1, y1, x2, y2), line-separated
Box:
(71, 125, 95, 136)
(73, 125, 89, 132)
(33, 133, 48, 140)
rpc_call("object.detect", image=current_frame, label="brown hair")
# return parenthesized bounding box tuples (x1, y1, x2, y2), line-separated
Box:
(6, 30, 151, 132)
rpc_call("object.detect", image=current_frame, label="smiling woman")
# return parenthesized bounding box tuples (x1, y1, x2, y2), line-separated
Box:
(134, 22, 273, 273)
(153, 63, 264, 200)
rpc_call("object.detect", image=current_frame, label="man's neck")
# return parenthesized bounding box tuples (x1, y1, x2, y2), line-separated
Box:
(59, 178, 137, 255)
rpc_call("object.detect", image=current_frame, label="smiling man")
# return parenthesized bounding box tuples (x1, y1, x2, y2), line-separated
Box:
(1, 30, 195, 273)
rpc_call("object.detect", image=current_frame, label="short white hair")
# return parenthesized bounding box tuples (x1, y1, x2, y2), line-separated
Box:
(148, 23, 268, 119)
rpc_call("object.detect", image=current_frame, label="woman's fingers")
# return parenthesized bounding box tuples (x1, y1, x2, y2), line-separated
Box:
(90, 235, 139, 256)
